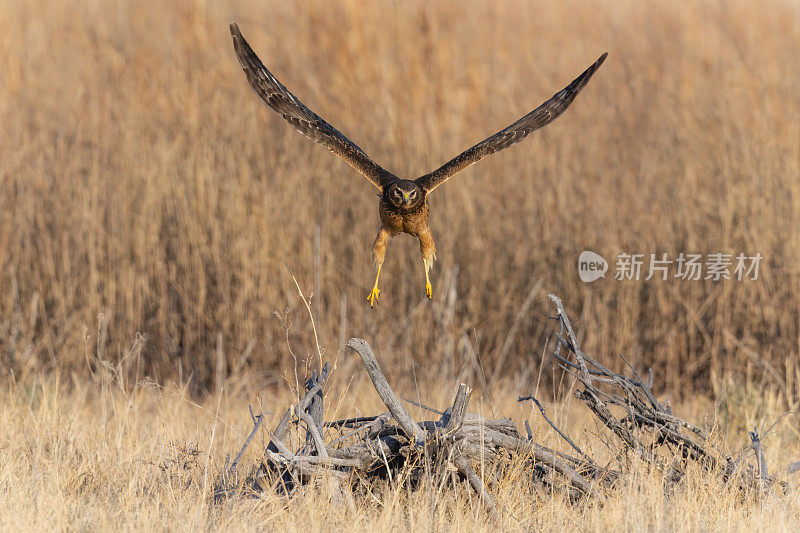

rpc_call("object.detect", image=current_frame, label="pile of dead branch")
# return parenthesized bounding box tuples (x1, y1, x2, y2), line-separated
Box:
(215, 294, 787, 517)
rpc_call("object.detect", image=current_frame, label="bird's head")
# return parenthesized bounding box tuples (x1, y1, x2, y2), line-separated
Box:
(385, 180, 424, 210)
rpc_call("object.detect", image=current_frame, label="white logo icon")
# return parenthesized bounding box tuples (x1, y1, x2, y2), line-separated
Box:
(578, 251, 608, 282)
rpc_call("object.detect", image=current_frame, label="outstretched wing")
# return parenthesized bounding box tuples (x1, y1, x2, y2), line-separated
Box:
(415, 53, 607, 194)
(230, 23, 397, 190)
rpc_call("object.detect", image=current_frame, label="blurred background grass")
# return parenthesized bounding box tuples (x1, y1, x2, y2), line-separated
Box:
(1, 0, 798, 399)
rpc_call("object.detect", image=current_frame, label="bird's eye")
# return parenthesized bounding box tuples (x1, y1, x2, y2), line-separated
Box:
(409, 190, 417, 198)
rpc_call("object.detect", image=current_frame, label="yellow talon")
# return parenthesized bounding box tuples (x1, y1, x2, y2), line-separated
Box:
(367, 287, 381, 308)
(367, 264, 382, 308)
(424, 259, 432, 300)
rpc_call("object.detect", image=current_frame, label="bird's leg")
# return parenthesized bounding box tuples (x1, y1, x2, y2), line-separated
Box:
(368, 228, 390, 308)
(368, 264, 382, 307)
(424, 259, 432, 299)
(418, 228, 436, 300)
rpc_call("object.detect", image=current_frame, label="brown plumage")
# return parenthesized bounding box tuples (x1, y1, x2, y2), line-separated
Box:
(230, 22, 606, 307)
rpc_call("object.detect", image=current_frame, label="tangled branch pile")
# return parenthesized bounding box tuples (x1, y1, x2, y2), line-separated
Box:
(216, 294, 787, 517)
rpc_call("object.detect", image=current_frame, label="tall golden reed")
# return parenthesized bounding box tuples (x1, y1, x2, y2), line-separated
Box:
(0, 0, 798, 398)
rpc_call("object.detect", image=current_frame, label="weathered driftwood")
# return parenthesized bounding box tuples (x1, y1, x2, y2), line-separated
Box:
(215, 333, 593, 516)
(539, 293, 781, 493)
(216, 293, 786, 512)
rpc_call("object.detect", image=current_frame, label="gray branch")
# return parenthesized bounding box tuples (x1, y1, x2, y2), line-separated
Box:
(345, 338, 427, 446)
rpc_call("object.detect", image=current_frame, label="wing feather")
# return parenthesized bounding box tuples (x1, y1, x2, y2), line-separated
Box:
(230, 23, 397, 190)
(415, 53, 607, 193)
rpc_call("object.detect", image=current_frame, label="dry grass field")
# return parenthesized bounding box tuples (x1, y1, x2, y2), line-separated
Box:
(0, 371, 798, 531)
(1, 0, 800, 529)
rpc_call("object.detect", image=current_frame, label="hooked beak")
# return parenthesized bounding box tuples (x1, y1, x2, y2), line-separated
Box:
(403, 192, 410, 205)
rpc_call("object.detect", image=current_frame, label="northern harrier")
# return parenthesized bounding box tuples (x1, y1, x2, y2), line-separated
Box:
(230, 23, 606, 307)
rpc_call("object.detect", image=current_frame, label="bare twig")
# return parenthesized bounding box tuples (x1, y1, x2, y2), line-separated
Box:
(749, 426, 769, 482)
(403, 397, 445, 415)
(548, 294, 591, 383)
(227, 407, 264, 476)
(326, 415, 382, 428)
(519, 395, 588, 460)
(301, 370, 325, 455)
